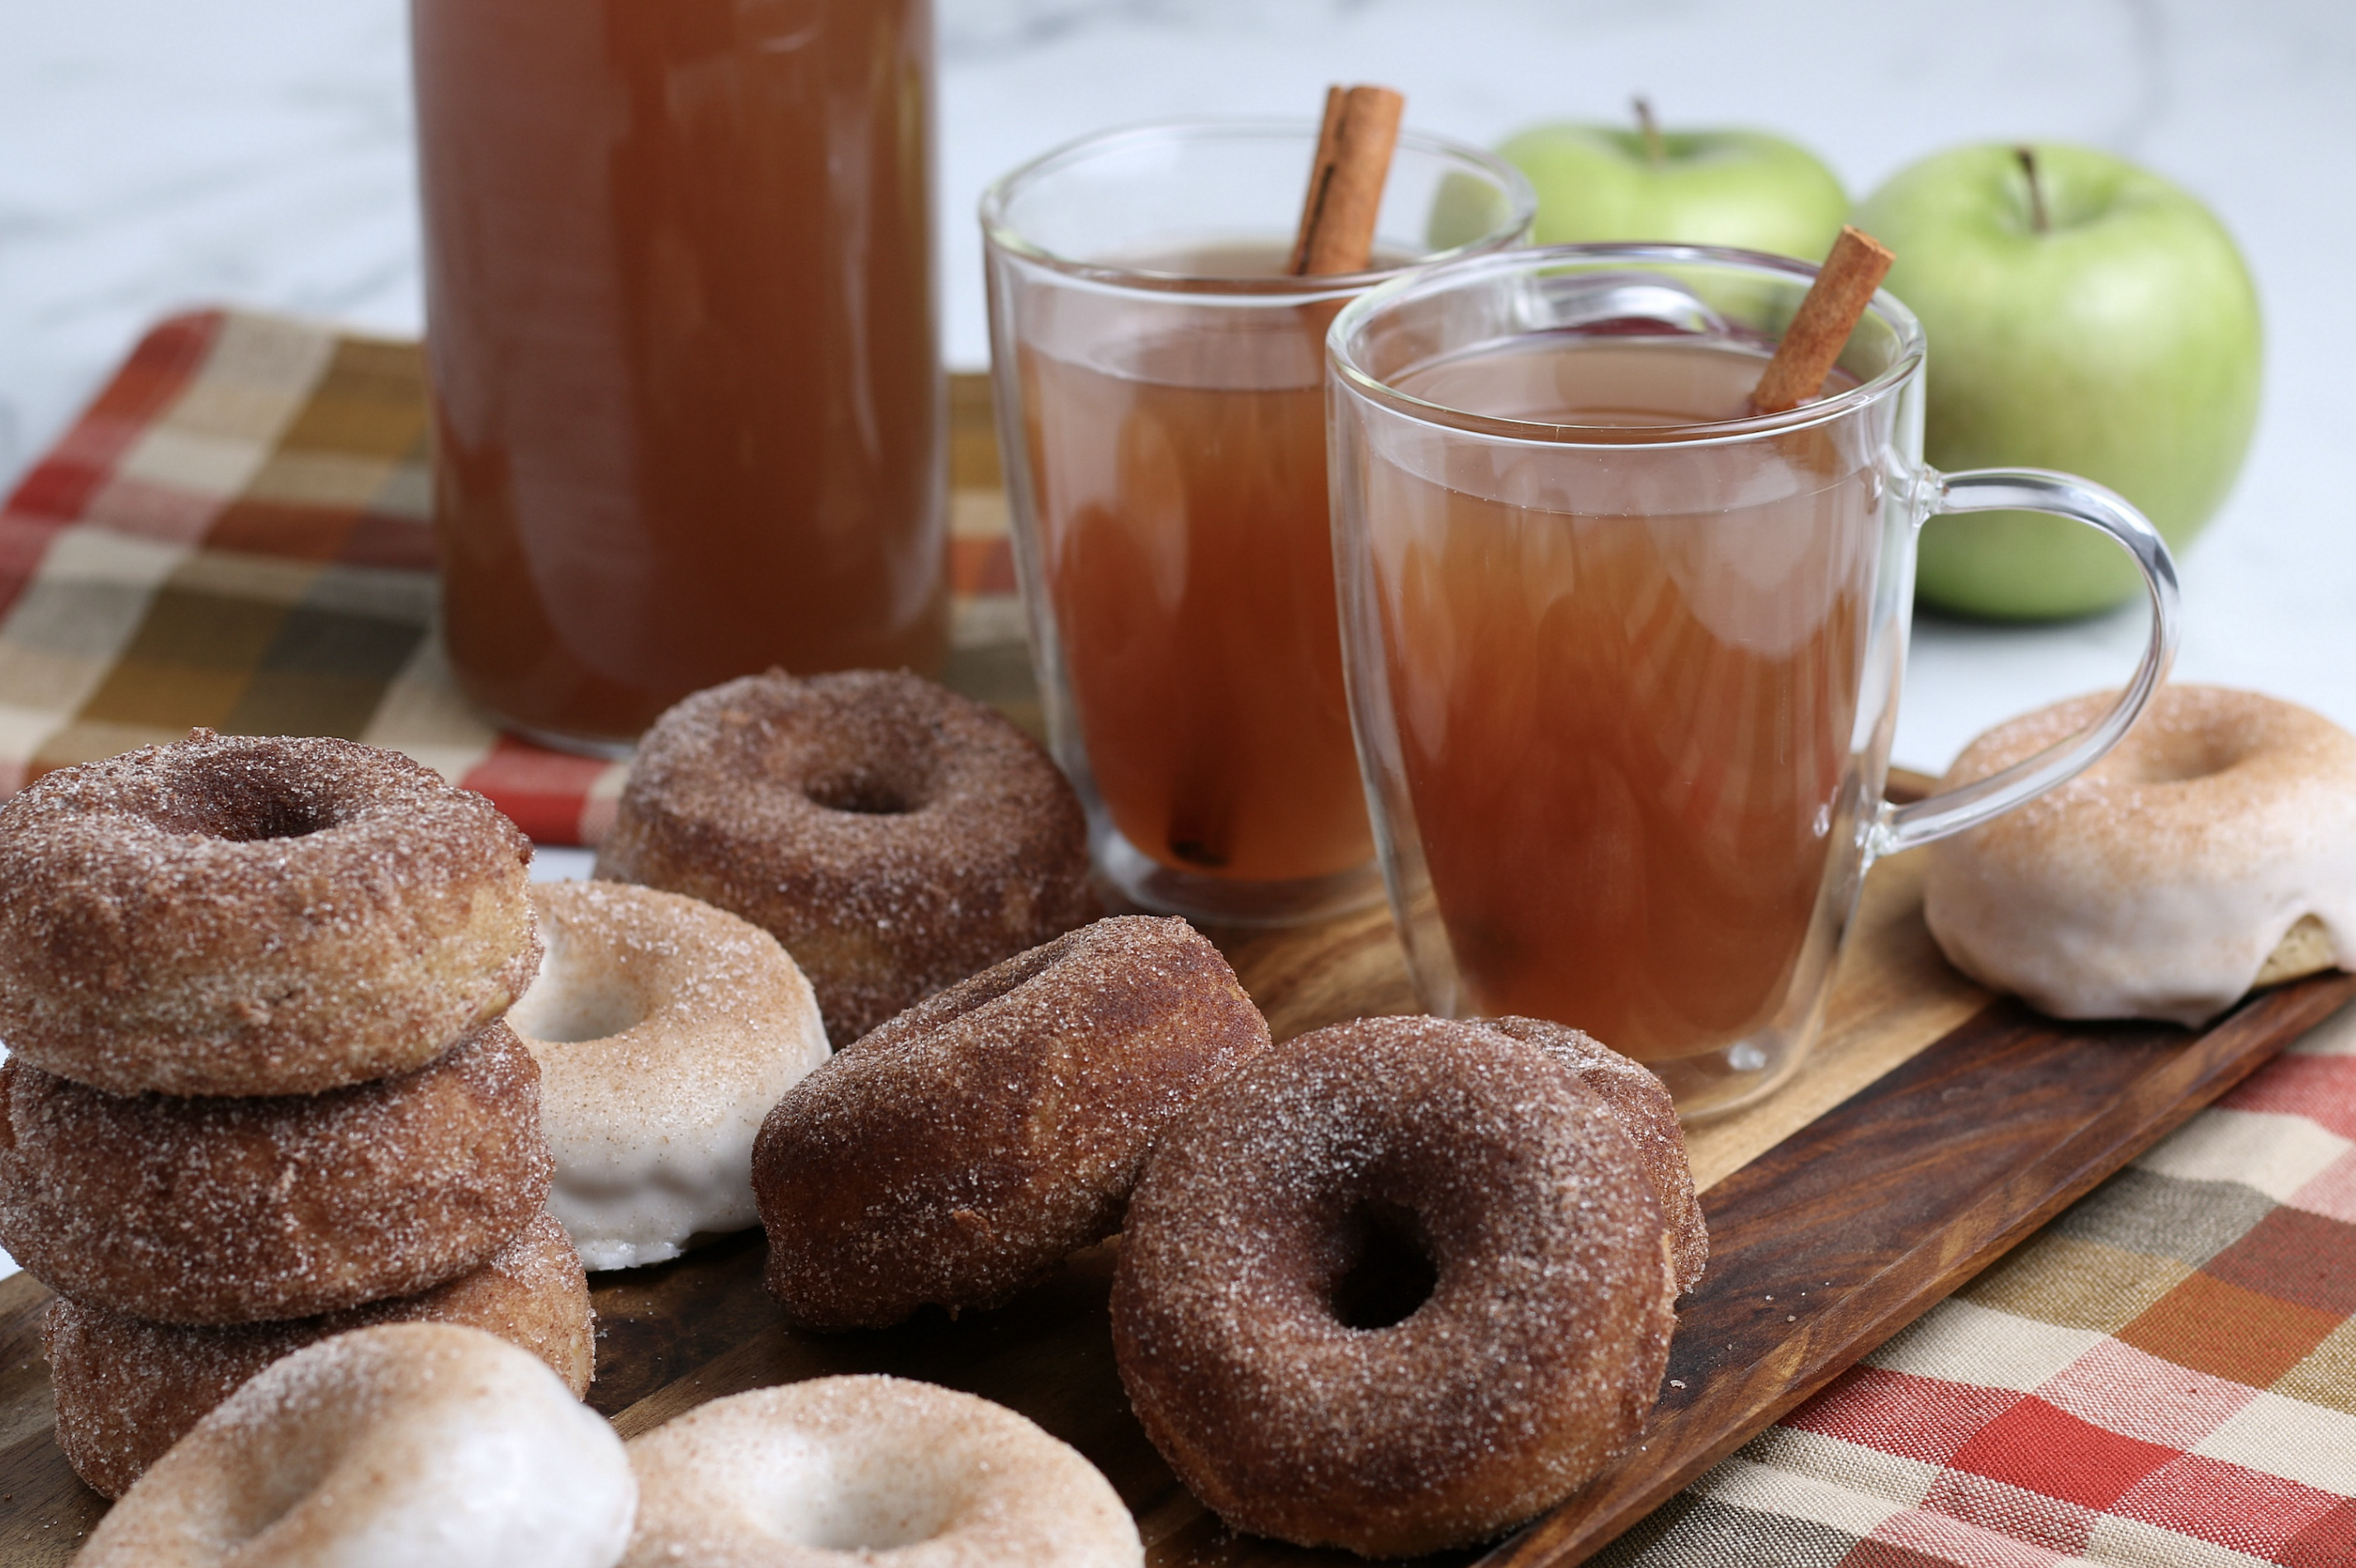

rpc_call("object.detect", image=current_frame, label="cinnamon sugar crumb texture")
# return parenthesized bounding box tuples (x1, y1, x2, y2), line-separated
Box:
(620, 1376, 1140, 1567)
(1484, 1015, 1708, 1295)
(594, 669, 1096, 1046)
(1110, 1015, 1688, 1558)
(1925, 685, 2356, 1025)
(77, 1323, 636, 1568)
(0, 729, 539, 1097)
(0, 1020, 552, 1324)
(47, 1213, 594, 1499)
(511, 880, 831, 1271)
(754, 915, 1271, 1330)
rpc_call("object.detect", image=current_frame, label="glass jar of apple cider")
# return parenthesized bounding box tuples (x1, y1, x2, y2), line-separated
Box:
(412, 0, 947, 752)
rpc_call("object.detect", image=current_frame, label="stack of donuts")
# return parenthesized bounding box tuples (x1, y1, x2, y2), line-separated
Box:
(0, 729, 592, 1499)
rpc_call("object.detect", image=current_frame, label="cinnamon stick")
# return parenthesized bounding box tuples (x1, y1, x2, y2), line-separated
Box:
(1288, 84, 1406, 276)
(1750, 225, 1896, 413)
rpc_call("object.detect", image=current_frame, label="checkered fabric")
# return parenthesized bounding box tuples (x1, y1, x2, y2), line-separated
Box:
(0, 309, 1028, 844)
(1607, 1006, 2356, 1567)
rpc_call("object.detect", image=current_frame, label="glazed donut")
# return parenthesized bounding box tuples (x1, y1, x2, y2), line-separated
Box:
(1925, 686, 2356, 1026)
(0, 1020, 550, 1324)
(0, 729, 537, 1096)
(78, 1322, 636, 1568)
(621, 1376, 1139, 1568)
(1110, 1016, 1679, 1557)
(756, 915, 1269, 1330)
(1482, 1015, 1708, 1294)
(595, 669, 1095, 1043)
(510, 880, 830, 1271)
(47, 1212, 594, 1499)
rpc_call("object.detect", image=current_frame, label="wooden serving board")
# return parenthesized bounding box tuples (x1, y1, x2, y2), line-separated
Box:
(0, 837, 2346, 1564)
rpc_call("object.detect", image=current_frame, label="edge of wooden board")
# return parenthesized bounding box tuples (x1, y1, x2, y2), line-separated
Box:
(1481, 969, 2356, 1566)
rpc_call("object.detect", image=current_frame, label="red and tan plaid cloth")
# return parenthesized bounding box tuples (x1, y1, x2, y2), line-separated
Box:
(1610, 1008, 2356, 1566)
(5, 311, 2352, 1564)
(0, 308, 1028, 844)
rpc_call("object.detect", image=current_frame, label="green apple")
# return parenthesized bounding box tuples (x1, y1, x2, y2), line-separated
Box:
(1494, 114, 1849, 259)
(1857, 142, 2263, 620)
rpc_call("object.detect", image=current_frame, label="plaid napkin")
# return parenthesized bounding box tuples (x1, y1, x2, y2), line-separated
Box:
(1611, 1005, 2356, 1567)
(0, 309, 1027, 843)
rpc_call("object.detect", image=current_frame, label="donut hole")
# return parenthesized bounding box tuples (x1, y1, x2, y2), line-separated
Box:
(172, 779, 343, 842)
(507, 929, 648, 1043)
(758, 1448, 957, 1551)
(801, 770, 922, 817)
(1328, 1200, 1440, 1332)
(216, 1408, 351, 1546)
(2115, 718, 2261, 786)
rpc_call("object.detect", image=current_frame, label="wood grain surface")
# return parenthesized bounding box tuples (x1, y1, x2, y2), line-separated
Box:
(0, 853, 2346, 1564)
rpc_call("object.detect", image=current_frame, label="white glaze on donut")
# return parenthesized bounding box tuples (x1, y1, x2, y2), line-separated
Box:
(510, 881, 829, 1271)
(620, 1376, 1140, 1568)
(79, 1322, 635, 1568)
(1924, 686, 2356, 1026)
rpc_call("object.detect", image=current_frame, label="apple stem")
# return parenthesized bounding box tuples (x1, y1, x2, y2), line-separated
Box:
(1633, 97, 1665, 165)
(2016, 145, 2050, 235)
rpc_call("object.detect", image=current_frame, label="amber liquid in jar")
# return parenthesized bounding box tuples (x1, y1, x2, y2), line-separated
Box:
(413, 0, 948, 748)
(1372, 335, 1876, 1060)
(1019, 244, 1373, 883)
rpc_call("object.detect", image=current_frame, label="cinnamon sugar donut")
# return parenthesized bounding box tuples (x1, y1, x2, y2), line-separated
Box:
(0, 1021, 549, 1324)
(1110, 1016, 1680, 1557)
(620, 1376, 1141, 1568)
(1925, 686, 2356, 1026)
(1484, 1015, 1708, 1294)
(0, 729, 537, 1096)
(511, 880, 830, 1271)
(78, 1323, 636, 1568)
(755, 915, 1270, 1330)
(47, 1213, 594, 1499)
(596, 670, 1095, 1043)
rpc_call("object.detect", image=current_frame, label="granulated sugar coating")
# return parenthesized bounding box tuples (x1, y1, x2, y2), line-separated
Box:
(1924, 685, 2356, 1025)
(595, 669, 1095, 1045)
(511, 880, 829, 1271)
(754, 915, 1270, 1330)
(46, 1212, 594, 1499)
(1110, 1016, 1681, 1558)
(620, 1376, 1142, 1567)
(76, 1323, 636, 1568)
(1484, 1017, 1708, 1295)
(0, 729, 539, 1097)
(0, 1020, 551, 1325)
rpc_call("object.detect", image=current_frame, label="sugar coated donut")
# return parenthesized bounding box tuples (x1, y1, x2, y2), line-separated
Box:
(48, 1213, 593, 1499)
(0, 1020, 549, 1324)
(1925, 686, 2356, 1026)
(78, 1322, 635, 1568)
(1482, 1015, 1708, 1294)
(596, 669, 1095, 1044)
(0, 729, 537, 1097)
(620, 1376, 1139, 1568)
(1111, 1016, 1681, 1557)
(510, 880, 830, 1271)
(756, 915, 1269, 1330)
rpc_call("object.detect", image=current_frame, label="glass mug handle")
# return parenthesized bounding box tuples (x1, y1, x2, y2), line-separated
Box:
(1870, 467, 2182, 858)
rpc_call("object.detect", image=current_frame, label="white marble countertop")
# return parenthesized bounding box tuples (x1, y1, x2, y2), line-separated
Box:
(3, 0, 2352, 772)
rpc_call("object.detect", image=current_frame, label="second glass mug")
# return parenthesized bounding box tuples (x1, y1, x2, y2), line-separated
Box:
(981, 120, 1537, 924)
(1328, 245, 2180, 1119)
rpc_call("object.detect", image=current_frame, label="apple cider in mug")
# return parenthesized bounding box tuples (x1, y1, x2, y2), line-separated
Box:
(984, 121, 1536, 923)
(1368, 335, 1874, 1062)
(1019, 245, 1370, 886)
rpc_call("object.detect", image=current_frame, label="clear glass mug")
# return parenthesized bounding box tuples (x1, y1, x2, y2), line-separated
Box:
(981, 120, 1536, 924)
(1327, 245, 2179, 1119)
